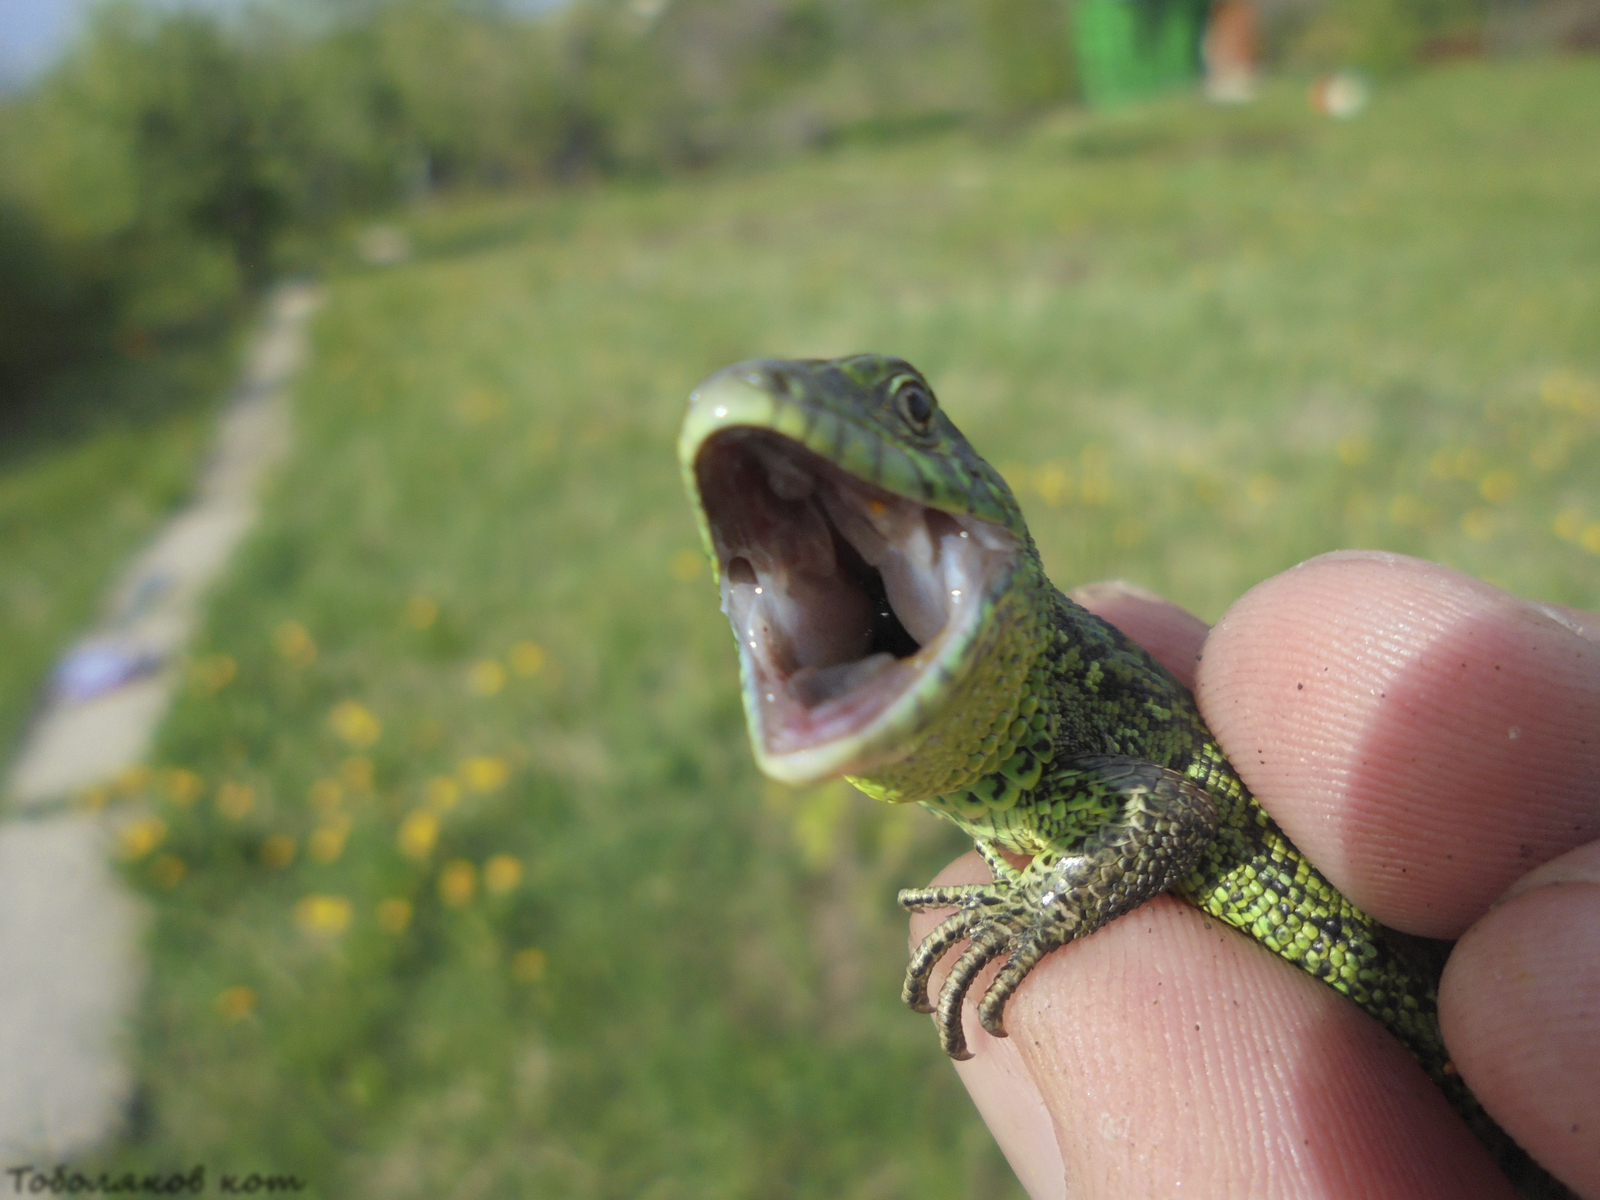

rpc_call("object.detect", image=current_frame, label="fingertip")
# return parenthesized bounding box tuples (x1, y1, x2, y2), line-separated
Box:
(1069, 580, 1210, 689)
(1197, 553, 1600, 934)
(907, 853, 1068, 1199)
(1440, 841, 1600, 1198)
(909, 860, 1511, 1198)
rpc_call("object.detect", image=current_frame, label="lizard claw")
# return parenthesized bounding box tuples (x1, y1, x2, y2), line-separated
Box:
(904, 758, 1219, 1058)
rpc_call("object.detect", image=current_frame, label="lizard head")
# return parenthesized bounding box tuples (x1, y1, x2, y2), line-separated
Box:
(680, 355, 1043, 798)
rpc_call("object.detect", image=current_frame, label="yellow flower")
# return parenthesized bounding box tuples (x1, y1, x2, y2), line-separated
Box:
(376, 898, 413, 933)
(164, 768, 204, 806)
(1583, 523, 1600, 556)
(1460, 508, 1495, 541)
(273, 621, 317, 668)
(116, 816, 168, 861)
(438, 860, 476, 907)
(397, 810, 440, 860)
(454, 387, 506, 424)
(1542, 368, 1600, 415)
(192, 654, 237, 694)
(308, 777, 343, 813)
(329, 701, 382, 748)
(1335, 435, 1371, 467)
(1245, 474, 1280, 507)
(1033, 462, 1071, 507)
(216, 986, 257, 1022)
(151, 854, 186, 889)
(215, 782, 256, 821)
(294, 894, 353, 935)
(260, 835, 297, 869)
(113, 764, 151, 795)
(1478, 469, 1516, 504)
(668, 550, 701, 583)
(404, 596, 438, 630)
(308, 814, 352, 864)
(340, 756, 374, 792)
(484, 854, 522, 894)
(511, 948, 548, 983)
(1389, 494, 1426, 526)
(459, 756, 508, 793)
(509, 640, 546, 676)
(424, 775, 461, 811)
(468, 659, 507, 696)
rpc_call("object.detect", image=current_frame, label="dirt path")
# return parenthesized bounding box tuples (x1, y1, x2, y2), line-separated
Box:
(0, 283, 322, 1158)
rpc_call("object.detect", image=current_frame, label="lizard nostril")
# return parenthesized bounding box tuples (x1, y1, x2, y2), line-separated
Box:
(767, 367, 792, 397)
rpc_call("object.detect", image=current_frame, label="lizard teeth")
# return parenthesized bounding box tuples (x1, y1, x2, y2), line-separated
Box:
(878, 524, 952, 645)
(694, 426, 1019, 765)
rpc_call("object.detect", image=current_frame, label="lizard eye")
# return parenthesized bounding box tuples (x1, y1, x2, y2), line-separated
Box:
(894, 380, 936, 434)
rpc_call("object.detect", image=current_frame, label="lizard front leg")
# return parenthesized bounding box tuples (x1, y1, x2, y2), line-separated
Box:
(899, 756, 1220, 1060)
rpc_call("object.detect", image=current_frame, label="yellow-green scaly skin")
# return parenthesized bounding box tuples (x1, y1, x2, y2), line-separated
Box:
(682, 355, 1559, 1193)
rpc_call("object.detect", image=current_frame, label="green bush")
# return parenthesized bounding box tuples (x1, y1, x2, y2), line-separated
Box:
(0, 203, 116, 406)
(971, 0, 1077, 112)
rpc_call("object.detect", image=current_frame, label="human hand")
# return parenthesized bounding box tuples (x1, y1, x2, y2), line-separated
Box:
(911, 551, 1600, 1199)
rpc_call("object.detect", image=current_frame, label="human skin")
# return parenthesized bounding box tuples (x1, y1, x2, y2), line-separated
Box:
(910, 551, 1600, 1200)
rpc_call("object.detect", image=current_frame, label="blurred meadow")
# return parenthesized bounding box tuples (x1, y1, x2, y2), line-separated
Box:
(2, 0, 1599, 1196)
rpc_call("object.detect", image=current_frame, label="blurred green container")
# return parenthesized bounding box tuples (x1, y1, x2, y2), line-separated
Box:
(1072, 0, 1211, 108)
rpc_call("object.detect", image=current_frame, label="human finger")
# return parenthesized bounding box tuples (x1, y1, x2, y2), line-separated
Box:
(1439, 838, 1600, 1199)
(1195, 551, 1600, 936)
(912, 853, 1514, 1200)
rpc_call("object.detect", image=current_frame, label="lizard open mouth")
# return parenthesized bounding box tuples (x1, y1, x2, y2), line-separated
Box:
(693, 428, 1021, 780)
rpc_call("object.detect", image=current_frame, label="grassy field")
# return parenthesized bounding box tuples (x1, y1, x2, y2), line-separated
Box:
(18, 57, 1600, 1198)
(0, 321, 246, 762)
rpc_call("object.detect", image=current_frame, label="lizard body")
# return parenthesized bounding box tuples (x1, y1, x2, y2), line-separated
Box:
(679, 354, 1564, 1195)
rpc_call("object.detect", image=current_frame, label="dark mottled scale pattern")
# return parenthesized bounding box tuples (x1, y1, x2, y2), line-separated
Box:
(683, 355, 1570, 1197)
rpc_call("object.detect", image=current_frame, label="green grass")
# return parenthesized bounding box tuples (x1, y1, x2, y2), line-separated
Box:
(0, 320, 245, 765)
(57, 58, 1600, 1197)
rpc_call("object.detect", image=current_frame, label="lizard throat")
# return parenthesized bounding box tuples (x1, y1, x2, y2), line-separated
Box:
(694, 427, 1020, 782)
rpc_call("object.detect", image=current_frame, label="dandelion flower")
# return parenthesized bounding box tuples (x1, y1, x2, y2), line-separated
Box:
(260, 835, 297, 869)
(459, 756, 508, 793)
(438, 860, 476, 907)
(511, 948, 548, 983)
(308, 778, 343, 813)
(668, 551, 701, 583)
(116, 817, 167, 861)
(329, 701, 382, 749)
(397, 810, 439, 860)
(294, 894, 352, 935)
(376, 898, 413, 934)
(216, 782, 256, 820)
(193, 654, 237, 694)
(405, 596, 438, 630)
(273, 621, 317, 667)
(151, 855, 186, 888)
(216, 986, 257, 1021)
(484, 854, 522, 894)
(340, 757, 374, 792)
(424, 776, 461, 811)
(308, 815, 352, 864)
(164, 768, 204, 806)
(509, 641, 546, 676)
(468, 659, 507, 696)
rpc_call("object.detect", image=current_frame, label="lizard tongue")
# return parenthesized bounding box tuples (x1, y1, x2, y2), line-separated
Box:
(694, 426, 1018, 762)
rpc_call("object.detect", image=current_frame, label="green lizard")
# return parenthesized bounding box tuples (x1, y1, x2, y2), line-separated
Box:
(679, 353, 1567, 1196)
